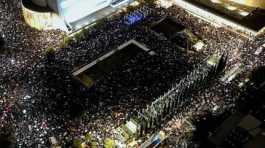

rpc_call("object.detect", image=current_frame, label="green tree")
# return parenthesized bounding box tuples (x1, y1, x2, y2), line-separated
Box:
(60, 36, 73, 48)
(85, 133, 92, 141)
(103, 138, 115, 148)
(73, 138, 82, 148)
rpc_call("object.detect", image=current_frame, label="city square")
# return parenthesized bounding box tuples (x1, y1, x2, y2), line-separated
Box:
(0, 0, 265, 147)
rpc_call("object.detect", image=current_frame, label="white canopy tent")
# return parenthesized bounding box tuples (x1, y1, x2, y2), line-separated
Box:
(58, 0, 113, 23)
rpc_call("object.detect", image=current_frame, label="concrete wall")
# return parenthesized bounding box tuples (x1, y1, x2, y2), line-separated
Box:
(22, 0, 66, 30)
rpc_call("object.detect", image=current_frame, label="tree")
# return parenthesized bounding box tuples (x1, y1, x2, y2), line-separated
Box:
(103, 138, 115, 148)
(73, 138, 82, 148)
(60, 36, 73, 48)
(85, 133, 92, 141)
(45, 47, 56, 63)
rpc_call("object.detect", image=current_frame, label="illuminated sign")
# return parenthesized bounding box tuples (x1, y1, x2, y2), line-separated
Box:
(124, 6, 151, 25)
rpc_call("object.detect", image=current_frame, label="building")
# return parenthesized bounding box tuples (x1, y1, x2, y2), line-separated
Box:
(22, 0, 135, 31)
(230, 0, 265, 9)
(159, 0, 265, 37)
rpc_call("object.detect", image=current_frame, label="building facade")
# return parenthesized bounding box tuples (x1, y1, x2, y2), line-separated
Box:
(22, 0, 134, 31)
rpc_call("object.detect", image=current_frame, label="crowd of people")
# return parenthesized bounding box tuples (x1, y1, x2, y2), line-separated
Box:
(0, 0, 264, 147)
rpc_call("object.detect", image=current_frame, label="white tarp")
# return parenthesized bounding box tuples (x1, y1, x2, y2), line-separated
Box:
(58, 0, 112, 22)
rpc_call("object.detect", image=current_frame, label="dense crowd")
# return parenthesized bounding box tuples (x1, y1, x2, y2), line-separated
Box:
(0, 0, 265, 147)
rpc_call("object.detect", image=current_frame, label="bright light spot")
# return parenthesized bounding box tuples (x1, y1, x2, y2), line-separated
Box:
(255, 46, 264, 55)
(159, 0, 173, 8)
(193, 41, 205, 51)
(22, 110, 27, 114)
(125, 121, 137, 134)
(210, 0, 221, 4)
(238, 10, 249, 16)
(149, 51, 156, 56)
(130, 1, 140, 6)
(225, 5, 237, 11)
(232, 0, 250, 6)
(212, 105, 219, 111)
(23, 95, 31, 100)
(10, 59, 15, 65)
